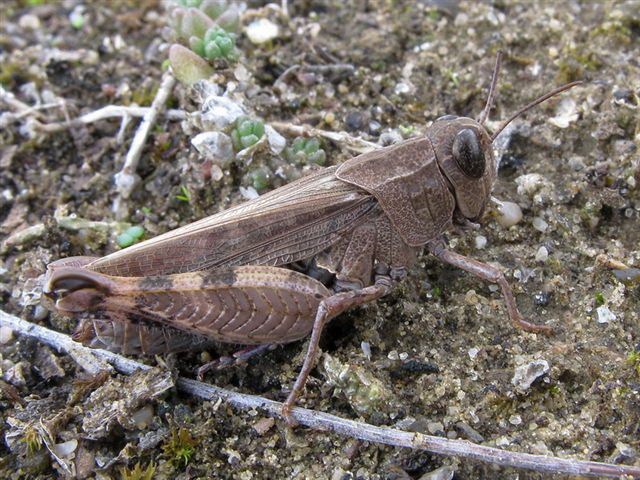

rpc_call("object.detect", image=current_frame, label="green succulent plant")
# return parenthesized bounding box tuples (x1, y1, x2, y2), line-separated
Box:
(168, 1, 240, 84)
(231, 116, 265, 151)
(248, 166, 272, 191)
(284, 137, 327, 165)
(191, 26, 238, 62)
(117, 225, 145, 248)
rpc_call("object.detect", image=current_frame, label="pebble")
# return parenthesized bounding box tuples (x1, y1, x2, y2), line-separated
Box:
(245, 19, 279, 44)
(239, 186, 259, 200)
(418, 466, 454, 480)
(200, 94, 245, 130)
(361, 341, 371, 360)
(252, 417, 275, 435)
(548, 97, 579, 128)
(3, 361, 28, 387)
(345, 111, 365, 131)
(532, 217, 548, 232)
(379, 129, 403, 146)
(368, 120, 382, 135)
(455, 422, 485, 442)
(534, 291, 551, 306)
(511, 360, 550, 393)
(535, 246, 549, 262)
(596, 305, 616, 323)
(468, 347, 480, 359)
(0, 326, 14, 345)
(515, 173, 544, 197)
(495, 200, 523, 227)
(474, 235, 487, 249)
(131, 405, 154, 429)
(52, 439, 78, 459)
(19, 14, 40, 30)
(192, 132, 234, 166)
(427, 421, 444, 434)
(32, 304, 49, 321)
(509, 414, 522, 425)
(394, 82, 411, 95)
(609, 442, 637, 464)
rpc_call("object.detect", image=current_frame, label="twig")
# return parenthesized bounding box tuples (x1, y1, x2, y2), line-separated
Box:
(113, 73, 177, 218)
(0, 310, 112, 376)
(270, 121, 379, 154)
(32, 105, 186, 134)
(1, 309, 638, 478)
(1, 84, 185, 134)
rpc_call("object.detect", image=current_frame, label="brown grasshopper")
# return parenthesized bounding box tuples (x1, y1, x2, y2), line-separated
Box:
(43, 53, 580, 421)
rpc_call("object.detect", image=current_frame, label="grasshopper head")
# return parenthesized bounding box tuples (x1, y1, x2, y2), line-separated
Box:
(429, 52, 581, 224)
(428, 116, 496, 222)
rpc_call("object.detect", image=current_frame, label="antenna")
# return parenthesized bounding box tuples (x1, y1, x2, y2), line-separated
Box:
(491, 81, 583, 142)
(477, 51, 503, 126)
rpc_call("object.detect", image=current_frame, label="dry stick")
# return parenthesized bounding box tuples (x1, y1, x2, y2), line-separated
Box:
(1, 310, 638, 478)
(112, 72, 177, 218)
(32, 105, 186, 133)
(1, 84, 185, 133)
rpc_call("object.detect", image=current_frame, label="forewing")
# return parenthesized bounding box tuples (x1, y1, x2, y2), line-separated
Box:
(88, 167, 378, 276)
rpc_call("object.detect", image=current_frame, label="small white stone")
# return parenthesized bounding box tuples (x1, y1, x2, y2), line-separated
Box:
(265, 125, 286, 154)
(200, 95, 246, 130)
(512, 360, 550, 392)
(0, 326, 14, 345)
(532, 217, 548, 232)
(509, 414, 522, 425)
(131, 405, 154, 429)
(627, 176, 637, 189)
(495, 200, 523, 228)
(394, 82, 411, 95)
(387, 350, 399, 361)
(548, 97, 579, 129)
(234, 64, 251, 83)
(191, 132, 234, 166)
(496, 436, 511, 447)
(515, 173, 544, 197)
(246, 19, 279, 44)
(19, 14, 41, 30)
(596, 305, 616, 323)
(474, 235, 487, 249)
(399, 352, 409, 361)
(468, 347, 480, 359)
(51, 439, 78, 459)
(239, 186, 259, 200)
(535, 246, 549, 262)
(361, 341, 371, 360)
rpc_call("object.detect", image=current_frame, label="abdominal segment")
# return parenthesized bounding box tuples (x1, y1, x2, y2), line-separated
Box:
(47, 265, 331, 352)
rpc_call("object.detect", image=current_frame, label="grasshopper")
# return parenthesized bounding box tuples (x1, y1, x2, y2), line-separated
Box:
(44, 53, 580, 421)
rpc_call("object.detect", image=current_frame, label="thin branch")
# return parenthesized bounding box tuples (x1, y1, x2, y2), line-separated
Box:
(1, 309, 639, 478)
(112, 73, 177, 218)
(29, 105, 186, 133)
(270, 121, 379, 154)
(1, 84, 185, 134)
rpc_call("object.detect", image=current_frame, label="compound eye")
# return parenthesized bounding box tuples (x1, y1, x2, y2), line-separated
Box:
(452, 128, 485, 179)
(436, 114, 458, 122)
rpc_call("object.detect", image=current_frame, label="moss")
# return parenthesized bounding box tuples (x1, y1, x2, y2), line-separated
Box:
(21, 426, 43, 456)
(626, 351, 640, 378)
(162, 427, 199, 467)
(120, 462, 156, 480)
